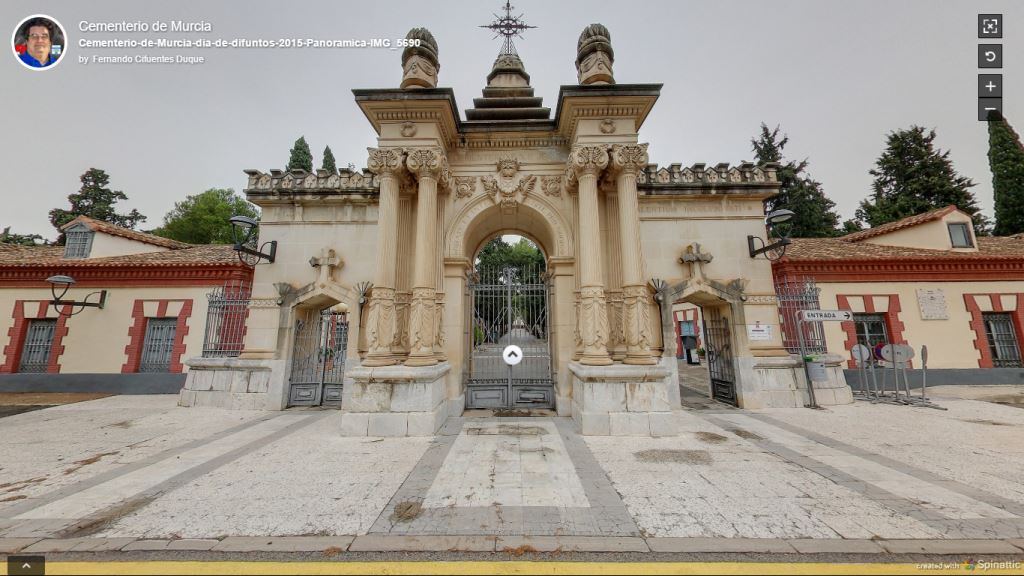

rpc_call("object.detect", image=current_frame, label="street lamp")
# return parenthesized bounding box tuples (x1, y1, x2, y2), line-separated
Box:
(46, 275, 107, 317)
(747, 209, 795, 260)
(230, 215, 277, 266)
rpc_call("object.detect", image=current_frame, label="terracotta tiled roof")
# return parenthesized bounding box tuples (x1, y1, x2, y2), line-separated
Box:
(783, 235, 1024, 261)
(0, 244, 241, 267)
(840, 205, 960, 242)
(63, 215, 190, 250)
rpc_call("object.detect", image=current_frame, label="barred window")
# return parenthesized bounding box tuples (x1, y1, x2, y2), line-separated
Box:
(64, 228, 94, 258)
(19, 319, 57, 373)
(983, 312, 1022, 368)
(139, 318, 177, 372)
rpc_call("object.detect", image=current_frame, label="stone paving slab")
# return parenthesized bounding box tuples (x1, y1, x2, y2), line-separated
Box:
(496, 535, 649, 552)
(212, 536, 354, 552)
(0, 537, 41, 553)
(787, 539, 886, 554)
(166, 539, 220, 551)
(1009, 539, 1024, 552)
(69, 537, 136, 551)
(646, 537, 798, 553)
(878, 539, 1023, 554)
(121, 539, 172, 551)
(349, 534, 497, 552)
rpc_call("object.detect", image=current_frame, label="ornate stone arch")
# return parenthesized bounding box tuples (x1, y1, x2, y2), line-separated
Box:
(444, 192, 574, 260)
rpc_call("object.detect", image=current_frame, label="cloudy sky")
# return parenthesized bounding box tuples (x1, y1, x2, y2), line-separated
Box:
(2, 0, 1020, 240)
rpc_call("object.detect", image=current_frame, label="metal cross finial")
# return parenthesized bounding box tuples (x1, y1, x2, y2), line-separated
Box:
(479, 1, 536, 55)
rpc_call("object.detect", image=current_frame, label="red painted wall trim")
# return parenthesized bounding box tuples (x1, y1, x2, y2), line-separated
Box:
(963, 293, 1024, 368)
(0, 265, 250, 288)
(774, 259, 1024, 283)
(1, 300, 70, 373)
(835, 294, 906, 368)
(121, 299, 194, 374)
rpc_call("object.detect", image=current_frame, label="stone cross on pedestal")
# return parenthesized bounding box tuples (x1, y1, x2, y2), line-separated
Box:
(680, 243, 713, 282)
(309, 247, 343, 288)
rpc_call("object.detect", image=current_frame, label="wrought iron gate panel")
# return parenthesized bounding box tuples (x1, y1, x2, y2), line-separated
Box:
(288, 308, 349, 407)
(466, 263, 554, 409)
(703, 307, 737, 406)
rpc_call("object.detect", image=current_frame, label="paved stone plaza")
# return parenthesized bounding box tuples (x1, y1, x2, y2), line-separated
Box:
(2, 391, 1024, 555)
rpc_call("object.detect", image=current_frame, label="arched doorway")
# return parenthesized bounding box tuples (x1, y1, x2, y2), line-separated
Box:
(465, 235, 554, 410)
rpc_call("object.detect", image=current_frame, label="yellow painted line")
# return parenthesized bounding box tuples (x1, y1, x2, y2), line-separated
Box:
(10, 561, 1023, 576)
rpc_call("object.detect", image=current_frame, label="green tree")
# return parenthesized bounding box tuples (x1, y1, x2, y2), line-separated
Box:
(286, 136, 313, 172)
(751, 124, 843, 238)
(0, 226, 44, 246)
(49, 168, 146, 243)
(856, 126, 988, 234)
(988, 112, 1024, 236)
(322, 145, 337, 173)
(151, 188, 259, 244)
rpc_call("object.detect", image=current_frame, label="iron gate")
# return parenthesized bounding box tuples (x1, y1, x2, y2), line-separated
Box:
(288, 308, 349, 407)
(703, 307, 737, 406)
(466, 263, 554, 409)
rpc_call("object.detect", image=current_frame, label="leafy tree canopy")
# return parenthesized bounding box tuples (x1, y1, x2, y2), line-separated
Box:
(151, 188, 259, 244)
(286, 136, 313, 172)
(751, 124, 844, 238)
(856, 126, 989, 234)
(49, 168, 146, 243)
(988, 112, 1024, 236)
(0, 226, 45, 246)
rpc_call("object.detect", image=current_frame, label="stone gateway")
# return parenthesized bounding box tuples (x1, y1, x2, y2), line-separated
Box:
(178, 19, 853, 434)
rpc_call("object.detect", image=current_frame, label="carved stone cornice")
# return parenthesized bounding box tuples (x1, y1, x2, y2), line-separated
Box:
(366, 147, 405, 177)
(610, 143, 649, 175)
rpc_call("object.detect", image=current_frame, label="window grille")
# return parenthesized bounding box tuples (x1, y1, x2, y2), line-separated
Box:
(202, 280, 251, 357)
(983, 312, 1022, 368)
(64, 228, 94, 258)
(853, 313, 889, 351)
(139, 318, 177, 372)
(18, 319, 57, 373)
(775, 276, 826, 354)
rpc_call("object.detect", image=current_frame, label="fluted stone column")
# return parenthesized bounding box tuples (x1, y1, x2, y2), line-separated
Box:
(405, 147, 445, 367)
(567, 145, 612, 366)
(612, 144, 657, 365)
(363, 148, 404, 366)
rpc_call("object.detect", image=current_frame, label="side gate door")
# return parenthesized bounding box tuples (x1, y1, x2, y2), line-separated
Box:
(288, 308, 348, 407)
(703, 307, 738, 406)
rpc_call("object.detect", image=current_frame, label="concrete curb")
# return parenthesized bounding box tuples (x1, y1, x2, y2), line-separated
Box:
(4, 535, 1024, 555)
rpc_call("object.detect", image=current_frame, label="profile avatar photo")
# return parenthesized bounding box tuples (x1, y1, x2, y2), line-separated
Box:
(12, 15, 65, 69)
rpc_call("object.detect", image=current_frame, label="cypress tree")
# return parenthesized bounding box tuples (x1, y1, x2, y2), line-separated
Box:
(988, 112, 1024, 236)
(322, 145, 337, 173)
(751, 124, 844, 237)
(856, 126, 988, 234)
(48, 168, 146, 243)
(286, 136, 313, 172)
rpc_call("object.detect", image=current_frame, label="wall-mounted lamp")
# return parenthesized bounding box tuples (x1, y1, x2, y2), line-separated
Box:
(46, 275, 107, 317)
(230, 215, 277, 266)
(747, 209, 794, 261)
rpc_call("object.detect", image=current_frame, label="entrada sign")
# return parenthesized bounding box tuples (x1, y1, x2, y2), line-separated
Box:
(799, 310, 854, 322)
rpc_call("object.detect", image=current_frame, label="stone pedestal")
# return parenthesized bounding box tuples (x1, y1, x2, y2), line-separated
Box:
(738, 353, 853, 408)
(340, 361, 450, 437)
(178, 357, 287, 411)
(569, 360, 679, 437)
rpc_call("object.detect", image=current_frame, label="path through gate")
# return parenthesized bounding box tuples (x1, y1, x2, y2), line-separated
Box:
(703, 307, 737, 406)
(466, 263, 554, 410)
(288, 308, 348, 407)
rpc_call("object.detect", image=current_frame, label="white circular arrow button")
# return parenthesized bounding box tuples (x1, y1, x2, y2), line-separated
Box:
(502, 345, 523, 366)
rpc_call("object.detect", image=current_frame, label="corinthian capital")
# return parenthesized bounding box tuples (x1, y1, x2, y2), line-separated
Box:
(610, 143, 649, 174)
(366, 147, 404, 176)
(566, 145, 610, 179)
(405, 147, 446, 180)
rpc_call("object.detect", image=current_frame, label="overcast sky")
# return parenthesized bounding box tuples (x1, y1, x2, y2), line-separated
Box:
(2, 0, 1021, 240)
